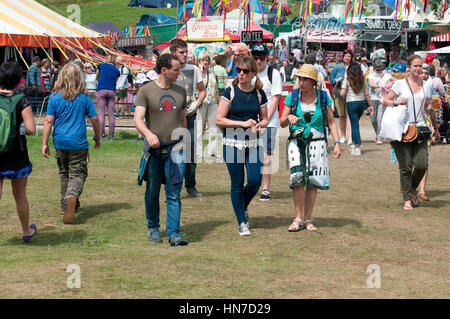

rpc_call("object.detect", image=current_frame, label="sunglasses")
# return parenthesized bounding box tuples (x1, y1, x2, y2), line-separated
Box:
(253, 55, 267, 61)
(236, 67, 251, 74)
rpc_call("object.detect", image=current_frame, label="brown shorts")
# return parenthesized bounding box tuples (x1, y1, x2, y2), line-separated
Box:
(334, 96, 347, 117)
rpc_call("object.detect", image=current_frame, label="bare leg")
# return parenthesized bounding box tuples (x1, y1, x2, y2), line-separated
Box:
(418, 169, 429, 200)
(292, 186, 305, 220)
(303, 187, 318, 230)
(261, 153, 271, 191)
(11, 177, 34, 235)
(339, 116, 347, 140)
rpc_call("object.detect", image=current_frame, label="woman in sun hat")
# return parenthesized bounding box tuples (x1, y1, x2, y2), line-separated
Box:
(280, 64, 342, 232)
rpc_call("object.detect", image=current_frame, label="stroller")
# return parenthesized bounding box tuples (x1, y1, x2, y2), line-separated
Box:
(439, 97, 450, 144)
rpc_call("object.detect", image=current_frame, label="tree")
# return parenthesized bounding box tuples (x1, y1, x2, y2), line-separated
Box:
(429, 0, 449, 18)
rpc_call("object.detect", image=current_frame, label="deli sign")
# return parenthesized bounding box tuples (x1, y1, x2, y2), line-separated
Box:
(187, 20, 224, 40)
(241, 31, 263, 43)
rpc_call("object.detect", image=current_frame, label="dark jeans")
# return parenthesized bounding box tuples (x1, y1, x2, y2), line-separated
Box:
(224, 145, 263, 225)
(185, 114, 197, 188)
(391, 140, 428, 201)
(145, 151, 185, 237)
(28, 89, 39, 114)
(347, 100, 366, 146)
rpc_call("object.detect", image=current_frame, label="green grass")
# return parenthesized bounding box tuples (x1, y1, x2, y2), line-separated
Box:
(1, 117, 450, 298)
(37, 0, 178, 29)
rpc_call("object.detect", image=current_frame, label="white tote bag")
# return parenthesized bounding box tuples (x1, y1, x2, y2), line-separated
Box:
(379, 105, 408, 142)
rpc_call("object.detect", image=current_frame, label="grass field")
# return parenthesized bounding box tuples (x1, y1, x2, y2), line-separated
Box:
(1, 117, 449, 298)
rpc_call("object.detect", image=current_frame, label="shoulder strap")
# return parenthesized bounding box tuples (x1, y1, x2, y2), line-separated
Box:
(268, 65, 274, 84)
(229, 84, 235, 103)
(405, 78, 425, 122)
(291, 88, 300, 115)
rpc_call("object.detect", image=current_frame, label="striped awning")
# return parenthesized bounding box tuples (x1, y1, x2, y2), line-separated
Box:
(431, 32, 450, 42)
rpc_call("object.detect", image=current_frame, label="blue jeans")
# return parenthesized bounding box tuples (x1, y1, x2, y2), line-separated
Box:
(347, 100, 366, 146)
(145, 150, 185, 238)
(185, 114, 197, 188)
(224, 145, 263, 225)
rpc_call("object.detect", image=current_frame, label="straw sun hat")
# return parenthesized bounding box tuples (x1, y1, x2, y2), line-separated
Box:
(295, 64, 318, 82)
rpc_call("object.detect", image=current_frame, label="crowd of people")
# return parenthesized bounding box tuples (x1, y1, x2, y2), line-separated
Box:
(1, 39, 447, 245)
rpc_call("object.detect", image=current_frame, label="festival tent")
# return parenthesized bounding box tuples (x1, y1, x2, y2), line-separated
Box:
(428, 45, 450, 54)
(137, 13, 177, 26)
(87, 21, 124, 37)
(128, 0, 180, 8)
(0, 0, 106, 48)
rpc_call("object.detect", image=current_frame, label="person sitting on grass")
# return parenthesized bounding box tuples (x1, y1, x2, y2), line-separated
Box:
(0, 62, 37, 243)
(42, 63, 101, 224)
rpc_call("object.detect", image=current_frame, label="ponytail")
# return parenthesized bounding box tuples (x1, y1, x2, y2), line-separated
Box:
(254, 76, 263, 90)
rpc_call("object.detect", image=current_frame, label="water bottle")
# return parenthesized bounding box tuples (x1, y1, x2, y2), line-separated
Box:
(20, 122, 26, 135)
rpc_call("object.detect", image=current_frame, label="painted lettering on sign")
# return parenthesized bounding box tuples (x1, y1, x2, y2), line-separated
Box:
(365, 19, 406, 31)
(240, 31, 263, 43)
(124, 25, 151, 38)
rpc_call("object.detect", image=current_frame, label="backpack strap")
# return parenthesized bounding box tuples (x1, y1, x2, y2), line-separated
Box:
(319, 89, 329, 143)
(290, 88, 300, 116)
(268, 65, 274, 84)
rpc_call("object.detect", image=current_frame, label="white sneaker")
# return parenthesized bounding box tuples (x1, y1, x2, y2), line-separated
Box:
(347, 139, 353, 145)
(339, 137, 347, 144)
(238, 222, 251, 236)
(351, 148, 361, 156)
(349, 144, 355, 153)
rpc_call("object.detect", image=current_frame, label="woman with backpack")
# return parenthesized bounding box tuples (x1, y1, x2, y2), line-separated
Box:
(340, 63, 374, 155)
(280, 64, 341, 232)
(216, 57, 268, 236)
(0, 62, 37, 243)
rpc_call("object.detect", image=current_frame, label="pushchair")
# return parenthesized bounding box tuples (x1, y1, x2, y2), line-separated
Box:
(439, 97, 450, 144)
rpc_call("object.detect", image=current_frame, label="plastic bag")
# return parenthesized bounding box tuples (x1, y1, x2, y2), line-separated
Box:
(379, 105, 408, 142)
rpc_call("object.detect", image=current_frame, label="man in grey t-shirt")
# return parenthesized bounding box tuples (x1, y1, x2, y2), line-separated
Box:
(134, 54, 189, 247)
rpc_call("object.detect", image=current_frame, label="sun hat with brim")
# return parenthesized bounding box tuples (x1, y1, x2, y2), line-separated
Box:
(295, 64, 318, 82)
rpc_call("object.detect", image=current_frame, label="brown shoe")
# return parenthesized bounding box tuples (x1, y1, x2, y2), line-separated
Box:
(418, 193, 430, 201)
(63, 195, 76, 224)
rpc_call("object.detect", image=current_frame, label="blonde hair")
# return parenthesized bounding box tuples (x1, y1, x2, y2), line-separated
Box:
(232, 56, 263, 89)
(53, 63, 87, 100)
(105, 54, 116, 64)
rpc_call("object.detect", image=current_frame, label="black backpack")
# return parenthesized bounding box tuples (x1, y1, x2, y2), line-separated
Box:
(284, 64, 296, 82)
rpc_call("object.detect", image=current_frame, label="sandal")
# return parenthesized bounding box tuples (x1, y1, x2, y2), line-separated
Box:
(304, 220, 317, 231)
(411, 192, 420, 207)
(418, 193, 429, 201)
(288, 218, 305, 232)
(403, 205, 413, 211)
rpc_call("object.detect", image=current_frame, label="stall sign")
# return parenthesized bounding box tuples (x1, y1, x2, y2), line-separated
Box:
(365, 18, 408, 32)
(124, 25, 151, 38)
(117, 36, 152, 47)
(187, 20, 224, 40)
(241, 31, 263, 43)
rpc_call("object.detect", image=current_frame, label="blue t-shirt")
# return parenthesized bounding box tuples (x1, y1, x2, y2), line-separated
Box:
(47, 92, 97, 150)
(96, 63, 120, 91)
(226, 59, 237, 77)
(221, 84, 268, 139)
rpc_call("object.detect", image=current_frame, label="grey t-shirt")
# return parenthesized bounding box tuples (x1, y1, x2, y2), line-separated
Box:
(135, 81, 187, 143)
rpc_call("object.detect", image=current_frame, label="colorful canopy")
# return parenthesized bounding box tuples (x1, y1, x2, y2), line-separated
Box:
(431, 32, 450, 43)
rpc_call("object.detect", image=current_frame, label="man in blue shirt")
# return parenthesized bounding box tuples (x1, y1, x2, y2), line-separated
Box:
(226, 50, 240, 77)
